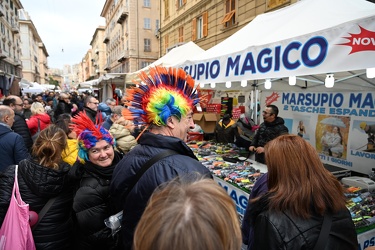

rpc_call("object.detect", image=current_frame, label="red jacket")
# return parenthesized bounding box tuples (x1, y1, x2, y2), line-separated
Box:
(26, 113, 51, 136)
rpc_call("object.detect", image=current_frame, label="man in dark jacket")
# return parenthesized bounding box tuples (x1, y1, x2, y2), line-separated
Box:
(83, 95, 102, 124)
(249, 105, 288, 164)
(0, 105, 29, 172)
(54, 92, 73, 121)
(110, 66, 212, 250)
(3, 95, 33, 152)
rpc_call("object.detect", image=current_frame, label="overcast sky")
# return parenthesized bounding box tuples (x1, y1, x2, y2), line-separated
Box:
(21, 0, 106, 70)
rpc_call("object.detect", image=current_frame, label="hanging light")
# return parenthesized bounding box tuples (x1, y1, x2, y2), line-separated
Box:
(325, 73, 335, 88)
(366, 68, 375, 78)
(289, 76, 296, 85)
(225, 81, 231, 88)
(199, 82, 205, 88)
(264, 79, 272, 89)
(210, 82, 216, 88)
(241, 80, 247, 87)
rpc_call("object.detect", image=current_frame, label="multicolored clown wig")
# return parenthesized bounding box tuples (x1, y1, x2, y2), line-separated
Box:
(122, 66, 202, 127)
(70, 112, 115, 163)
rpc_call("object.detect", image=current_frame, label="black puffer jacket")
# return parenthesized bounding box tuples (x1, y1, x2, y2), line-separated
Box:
(250, 117, 288, 163)
(70, 151, 122, 250)
(110, 132, 212, 250)
(250, 195, 358, 250)
(0, 159, 74, 250)
(12, 113, 33, 152)
(54, 100, 72, 120)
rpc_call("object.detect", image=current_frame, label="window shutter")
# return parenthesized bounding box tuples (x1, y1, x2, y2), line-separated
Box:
(203, 12, 208, 37)
(183, 0, 187, 4)
(192, 18, 197, 41)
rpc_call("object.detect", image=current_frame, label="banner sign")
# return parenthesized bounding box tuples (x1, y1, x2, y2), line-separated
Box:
(213, 176, 249, 223)
(260, 91, 375, 175)
(179, 16, 375, 84)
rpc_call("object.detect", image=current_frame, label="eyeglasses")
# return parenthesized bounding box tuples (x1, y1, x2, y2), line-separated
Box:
(90, 102, 99, 105)
(262, 111, 273, 115)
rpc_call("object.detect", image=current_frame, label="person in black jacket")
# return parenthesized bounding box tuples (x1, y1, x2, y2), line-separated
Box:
(69, 112, 122, 250)
(0, 125, 74, 250)
(3, 95, 33, 152)
(54, 92, 73, 121)
(0, 105, 29, 172)
(82, 95, 102, 124)
(247, 135, 357, 250)
(215, 112, 239, 144)
(110, 66, 212, 250)
(249, 105, 288, 164)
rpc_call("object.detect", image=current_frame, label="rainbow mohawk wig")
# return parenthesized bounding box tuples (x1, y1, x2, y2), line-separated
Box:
(123, 66, 201, 126)
(70, 112, 115, 163)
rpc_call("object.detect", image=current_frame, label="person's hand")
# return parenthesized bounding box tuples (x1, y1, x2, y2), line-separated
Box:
(255, 147, 265, 154)
(249, 146, 255, 152)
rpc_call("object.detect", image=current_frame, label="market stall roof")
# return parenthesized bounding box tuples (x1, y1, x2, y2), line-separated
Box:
(176, 0, 375, 91)
(125, 41, 205, 84)
(77, 79, 99, 89)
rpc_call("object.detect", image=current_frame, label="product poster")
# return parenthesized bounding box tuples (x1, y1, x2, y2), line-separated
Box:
(261, 91, 375, 174)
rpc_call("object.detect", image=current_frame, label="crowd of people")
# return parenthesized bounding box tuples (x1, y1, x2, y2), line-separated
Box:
(0, 66, 359, 250)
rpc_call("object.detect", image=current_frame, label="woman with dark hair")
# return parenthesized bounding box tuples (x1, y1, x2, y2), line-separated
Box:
(0, 125, 74, 249)
(247, 134, 357, 250)
(69, 112, 123, 250)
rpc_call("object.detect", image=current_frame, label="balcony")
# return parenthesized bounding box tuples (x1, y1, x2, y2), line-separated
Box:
(117, 11, 129, 24)
(117, 51, 129, 62)
(14, 58, 22, 66)
(0, 5, 4, 17)
(103, 34, 110, 44)
(11, 24, 19, 34)
(0, 49, 7, 59)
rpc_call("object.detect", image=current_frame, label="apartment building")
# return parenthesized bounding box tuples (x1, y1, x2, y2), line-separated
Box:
(18, 8, 49, 84)
(0, 0, 23, 96)
(100, 0, 160, 74)
(160, 0, 296, 56)
(90, 26, 106, 78)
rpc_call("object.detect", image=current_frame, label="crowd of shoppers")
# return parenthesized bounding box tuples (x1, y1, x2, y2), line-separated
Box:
(0, 67, 361, 250)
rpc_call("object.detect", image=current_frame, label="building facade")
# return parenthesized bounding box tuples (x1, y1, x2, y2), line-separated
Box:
(18, 8, 49, 84)
(90, 26, 106, 78)
(160, 0, 296, 56)
(100, 0, 160, 74)
(0, 0, 23, 96)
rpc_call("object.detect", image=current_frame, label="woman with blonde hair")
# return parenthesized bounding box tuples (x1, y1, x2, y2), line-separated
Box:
(247, 134, 357, 250)
(134, 177, 242, 250)
(26, 101, 51, 137)
(0, 125, 74, 249)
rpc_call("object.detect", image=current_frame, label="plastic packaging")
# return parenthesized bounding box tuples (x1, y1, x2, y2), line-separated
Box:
(104, 211, 123, 236)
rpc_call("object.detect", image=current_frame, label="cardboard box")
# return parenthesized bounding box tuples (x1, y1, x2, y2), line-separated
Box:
(193, 112, 221, 133)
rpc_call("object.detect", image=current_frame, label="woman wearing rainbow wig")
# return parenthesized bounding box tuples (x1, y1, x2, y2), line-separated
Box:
(110, 66, 212, 250)
(69, 112, 123, 250)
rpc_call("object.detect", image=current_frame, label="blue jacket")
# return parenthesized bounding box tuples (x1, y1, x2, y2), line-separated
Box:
(0, 123, 29, 172)
(110, 132, 212, 250)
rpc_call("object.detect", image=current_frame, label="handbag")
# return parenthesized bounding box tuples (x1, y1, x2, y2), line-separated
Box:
(0, 165, 36, 250)
(31, 119, 40, 142)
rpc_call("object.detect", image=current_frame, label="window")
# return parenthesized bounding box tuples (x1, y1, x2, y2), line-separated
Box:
(178, 27, 184, 42)
(221, 0, 236, 27)
(144, 39, 151, 52)
(144, 0, 151, 7)
(144, 18, 151, 29)
(164, 0, 169, 18)
(191, 12, 207, 41)
(164, 35, 169, 53)
(177, 0, 186, 8)
(141, 61, 151, 68)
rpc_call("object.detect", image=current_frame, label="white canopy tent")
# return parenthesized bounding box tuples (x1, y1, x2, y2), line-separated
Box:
(175, 0, 375, 91)
(124, 41, 205, 84)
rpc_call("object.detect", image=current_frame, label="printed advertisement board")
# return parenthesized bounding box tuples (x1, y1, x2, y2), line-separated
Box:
(261, 91, 375, 175)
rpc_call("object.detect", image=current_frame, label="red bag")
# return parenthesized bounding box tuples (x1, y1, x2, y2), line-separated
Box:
(0, 165, 36, 250)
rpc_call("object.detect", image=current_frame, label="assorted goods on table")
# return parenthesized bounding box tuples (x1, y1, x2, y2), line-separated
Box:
(187, 140, 264, 194)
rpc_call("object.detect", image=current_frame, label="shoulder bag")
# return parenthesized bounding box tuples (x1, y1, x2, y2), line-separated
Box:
(0, 165, 36, 250)
(313, 213, 332, 250)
